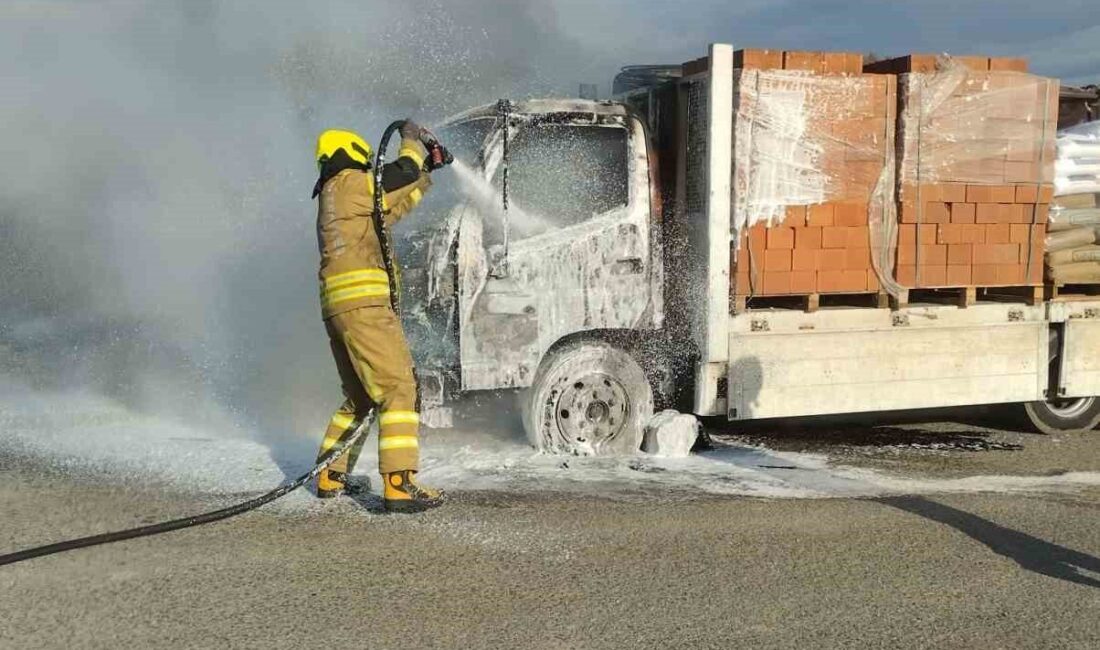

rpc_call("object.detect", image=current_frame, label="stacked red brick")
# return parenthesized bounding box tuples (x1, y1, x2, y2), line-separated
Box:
(706, 49, 897, 297)
(866, 55, 1059, 289)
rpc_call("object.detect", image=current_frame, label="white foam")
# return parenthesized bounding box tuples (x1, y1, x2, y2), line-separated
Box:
(3, 378, 1100, 510)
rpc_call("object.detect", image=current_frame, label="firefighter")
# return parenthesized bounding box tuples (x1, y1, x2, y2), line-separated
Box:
(311, 122, 445, 513)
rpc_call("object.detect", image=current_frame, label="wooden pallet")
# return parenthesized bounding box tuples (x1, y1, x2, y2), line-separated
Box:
(891, 285, 1044, 310)
(733, 284, 1054, 314)
(733, 291, 890, 314)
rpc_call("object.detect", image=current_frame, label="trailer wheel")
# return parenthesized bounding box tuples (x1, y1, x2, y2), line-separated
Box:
(1023, 398, 1100, 435)
(522, 341, 654, 455)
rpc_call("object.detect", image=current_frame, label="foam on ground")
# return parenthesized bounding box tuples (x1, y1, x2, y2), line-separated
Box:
(2, 378, 1100, 513)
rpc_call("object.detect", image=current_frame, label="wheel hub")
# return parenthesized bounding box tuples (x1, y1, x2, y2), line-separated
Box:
(1045, 396, 1096, 418)
(553, 372, 630, 448)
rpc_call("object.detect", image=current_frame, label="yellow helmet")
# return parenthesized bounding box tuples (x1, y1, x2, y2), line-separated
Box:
(315, 129, 372, 168)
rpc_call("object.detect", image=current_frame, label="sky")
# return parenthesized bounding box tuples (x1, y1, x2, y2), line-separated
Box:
(0, 0, 1097, 438)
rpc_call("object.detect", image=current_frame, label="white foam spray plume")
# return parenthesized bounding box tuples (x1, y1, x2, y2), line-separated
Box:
(449, 159, 554, 238)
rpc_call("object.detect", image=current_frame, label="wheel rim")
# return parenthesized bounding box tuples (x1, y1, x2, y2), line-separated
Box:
(1044, 396, 1097, 418)
(552, 372, 630, 449)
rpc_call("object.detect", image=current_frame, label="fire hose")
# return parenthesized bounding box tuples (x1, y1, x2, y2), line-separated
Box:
(0, 422, 369, 567)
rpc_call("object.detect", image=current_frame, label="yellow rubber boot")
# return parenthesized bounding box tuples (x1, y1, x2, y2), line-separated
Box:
(317, 470, 372, 499)
(316, 469, 346, 499)
(382, 470, 445, 513)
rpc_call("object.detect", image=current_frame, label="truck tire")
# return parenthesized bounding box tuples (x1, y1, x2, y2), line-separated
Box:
(522, 341, 654, 455)
(1023, 398, 1100, 435)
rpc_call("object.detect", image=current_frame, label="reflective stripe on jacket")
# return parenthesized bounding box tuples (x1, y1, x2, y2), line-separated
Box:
(316, 137, 431, 318)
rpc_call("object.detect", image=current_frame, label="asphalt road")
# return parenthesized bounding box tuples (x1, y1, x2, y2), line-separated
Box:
(3, 410, 1100, 649)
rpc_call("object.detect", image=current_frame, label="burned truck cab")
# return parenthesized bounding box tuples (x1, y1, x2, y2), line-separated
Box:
(393, 99, 664, 451)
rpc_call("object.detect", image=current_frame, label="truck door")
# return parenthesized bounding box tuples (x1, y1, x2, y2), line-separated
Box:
(457, 113, 659, 390)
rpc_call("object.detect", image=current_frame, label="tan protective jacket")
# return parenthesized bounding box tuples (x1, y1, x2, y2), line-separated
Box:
(316, 138, 431, 318)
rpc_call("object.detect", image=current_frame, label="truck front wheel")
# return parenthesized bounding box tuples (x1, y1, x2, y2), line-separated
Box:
(1023, 397, 1100, 435)
(522, 341, 654, 455)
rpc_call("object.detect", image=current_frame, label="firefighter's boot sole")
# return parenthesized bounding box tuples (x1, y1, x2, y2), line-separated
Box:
(383, 493, 446, 514)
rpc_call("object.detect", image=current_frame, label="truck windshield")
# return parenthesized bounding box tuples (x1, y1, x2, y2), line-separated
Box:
(439, 118, 494, 167)
(495, 123, 628, 240)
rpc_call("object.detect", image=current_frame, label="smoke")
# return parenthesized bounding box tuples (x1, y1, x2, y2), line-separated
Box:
(0, 0, 629, 438)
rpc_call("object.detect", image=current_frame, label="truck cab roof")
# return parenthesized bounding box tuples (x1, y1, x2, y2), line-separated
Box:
(442, 98, 629, 126)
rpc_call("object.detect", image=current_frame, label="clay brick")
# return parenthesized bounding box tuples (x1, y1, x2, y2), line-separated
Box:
(973, 243, 1020, 265)
(785, 205, 808, 224)
(997, 204, 1015, 224)
(918, 265, 947, 287)
(845, 247, 871, 270)
(898, 224, 917, 247)
(946, 264, 972, 285)
(1039, 185, 1054, 203)
(1005, 161, 1039, 183)
(842, 269, 869, 292)
(748, 224, 767, 251)
(918, 184, 944, 202)
(989, 57, 1028, 72)
(976, 203, 1000, 224)
(1009, 204, 1032, 224)
(817, 248, 847, 271)
(921, 244, 948, 266)
(962, 224, 986, 244)
(1009, 224, 1030, 244)
(899, 201, 920, 224)
(972, 264, 998, 285)
(867, 269, 881, 291)
(950, 202, 976, 224)
(956, 55, 991, 71)
(767, 226, 795, 250)
(795, 226, 822, 250)
(808, 203, 835, 227)
(989, 185, 1017, 203)
(784, 50, 823, 73)
(735, 270, 752, 295)
(941, 183, 968, 203)
(764, 248, 792, 272)
(817, 270, 845, 293)
(924, 202, 950, 224)
(1015, 184, 1039, 203)
(967, 185, 995, 203)
(1034, 204, 1050, 224)
(947, 243, 972, 265)
(896, 265, 916, 286)
(897, 244, 917, 266)
(919, 224, 938, 244)
(822, 226, 848, 249)
(761, 271, 791, 294)
(1028, 260, 1043, 284)
(937, 224, 964, 245)
(834, 202, 867, 226)
(821, 52, 850, 75)
(733, 48, 783, 70)
(985, 223, 1011, 244)
(996, 264, 1025, 285)
(846, 226, 871, 249)
(792, 248, 817, 272)
(845, 53, 865, 75)
(790, 270, 817, 294)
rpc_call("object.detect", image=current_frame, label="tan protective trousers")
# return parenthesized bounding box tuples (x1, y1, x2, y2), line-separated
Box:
(314, 305, 420, 475)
